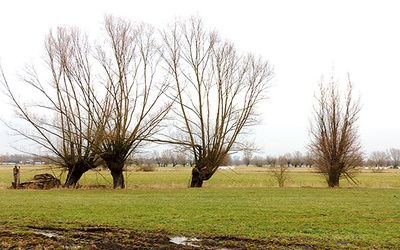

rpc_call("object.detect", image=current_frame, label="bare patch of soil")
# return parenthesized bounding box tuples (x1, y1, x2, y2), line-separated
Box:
(0, 226, 361, 249)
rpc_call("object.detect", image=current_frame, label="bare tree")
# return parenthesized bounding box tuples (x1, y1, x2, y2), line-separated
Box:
(45, 27, 107, 187)
(1, 26, 105, 188)
(291, 151, 304, 167)
(175, 152, 188, 166)
(95, 15, 171, 188)
(283, 153, 292, 167)
(161, 16, 273, 187)
(387, 148, 400, 168)
(242, 141, 259, 166)
(159, 149, 174, 167)
(251, 155, 267, 167)
(265, 156, 277, 166)
(303, 152, 315, 167)
(271, 156, 290, 187)
(307, 74, 363, 187)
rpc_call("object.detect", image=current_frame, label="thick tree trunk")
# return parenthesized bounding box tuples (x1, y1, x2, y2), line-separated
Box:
(64, 166, 85, 188)
(190, 167, 216, 188)
(110, 168, 125, 189)
(190, 168, 204, 187)
(104, 158, 126, 189)
(327, 168, 341, 187)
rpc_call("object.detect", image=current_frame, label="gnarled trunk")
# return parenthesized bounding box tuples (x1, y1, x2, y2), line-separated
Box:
(63, 160, 98, 188)
(64, 166, 85, 188)
(104, 158, 126, 189)
(110, 168, 125, 189)
(189, 166, 217, 188)
(190, 168, 204, 187)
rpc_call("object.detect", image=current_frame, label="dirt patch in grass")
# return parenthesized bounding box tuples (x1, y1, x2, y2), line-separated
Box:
(0, 226, 342, 250)
(0, 225, 382, 250)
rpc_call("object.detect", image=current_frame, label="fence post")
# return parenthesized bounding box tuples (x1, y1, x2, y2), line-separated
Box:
(13, 165, 20, 189)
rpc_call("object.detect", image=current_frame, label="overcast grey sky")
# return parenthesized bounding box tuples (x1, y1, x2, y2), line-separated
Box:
(1, 0, 400, 156)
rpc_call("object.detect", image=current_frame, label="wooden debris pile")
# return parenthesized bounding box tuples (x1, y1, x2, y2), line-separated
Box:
(19, 173, 61, 189)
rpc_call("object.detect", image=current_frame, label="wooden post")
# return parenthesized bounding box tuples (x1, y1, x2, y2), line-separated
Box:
(13, 165, 20, 189)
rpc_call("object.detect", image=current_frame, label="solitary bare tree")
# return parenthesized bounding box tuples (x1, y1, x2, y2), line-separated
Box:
(307, 74, 363, 187)
(271, 156, 290, 187)
(242, 141, 258, 166)
(161, 17, 274, 187)
(95, 15, 171, 188)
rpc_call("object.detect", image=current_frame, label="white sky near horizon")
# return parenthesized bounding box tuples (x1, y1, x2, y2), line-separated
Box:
(0, 0, 400, 158)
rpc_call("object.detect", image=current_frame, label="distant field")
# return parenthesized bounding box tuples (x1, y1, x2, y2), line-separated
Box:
(0, 165, 399, 248)
(1, 164, 400, 189)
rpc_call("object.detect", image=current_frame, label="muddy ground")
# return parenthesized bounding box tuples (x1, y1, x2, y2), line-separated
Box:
(0, 226, 324, 249)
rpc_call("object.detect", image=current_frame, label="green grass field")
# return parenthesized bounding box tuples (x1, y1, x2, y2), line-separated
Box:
(0, 165, 399, 249)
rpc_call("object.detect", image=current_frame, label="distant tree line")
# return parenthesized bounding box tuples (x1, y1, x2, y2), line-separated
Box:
(3, 148, 400, 170)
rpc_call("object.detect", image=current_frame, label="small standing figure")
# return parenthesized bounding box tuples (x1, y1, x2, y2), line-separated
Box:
(12, 165, 20, 189)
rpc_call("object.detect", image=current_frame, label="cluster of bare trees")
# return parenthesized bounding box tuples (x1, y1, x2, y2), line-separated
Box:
(1, 12, 384, 189)
(366, 148, 400, 172)
(0, 15, 273, 188)
(1, 16, 171, 188)
(243, 151, 313, 168)
(152, 150, 190, 167)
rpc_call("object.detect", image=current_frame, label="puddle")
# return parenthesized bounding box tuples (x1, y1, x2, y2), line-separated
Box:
(32, 230, 60, 238)
(170, 236, 201, 247)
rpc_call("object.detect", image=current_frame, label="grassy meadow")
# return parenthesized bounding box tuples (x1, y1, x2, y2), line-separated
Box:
(2, 164, 400, 189)
(0, 165, 400, 248)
